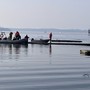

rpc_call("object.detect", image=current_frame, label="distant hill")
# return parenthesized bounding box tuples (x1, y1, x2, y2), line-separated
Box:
(10, 28, 85, 32)
(0, 27, 11, 31)
(0, 27, 86, 32)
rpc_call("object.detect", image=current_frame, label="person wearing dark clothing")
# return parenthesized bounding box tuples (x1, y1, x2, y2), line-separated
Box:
(49, 32, 52, 40)
(24, 35, 29, 39)
(8, 32, 13, 40)
(14, 31, 21, 40)
(49, 32, 52, 43)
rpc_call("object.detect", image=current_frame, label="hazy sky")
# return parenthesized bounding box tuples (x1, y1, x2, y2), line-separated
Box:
(0, 0, 90, 29)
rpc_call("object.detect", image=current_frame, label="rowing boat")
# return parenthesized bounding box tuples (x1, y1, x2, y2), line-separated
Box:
(0, 38, 28, 44)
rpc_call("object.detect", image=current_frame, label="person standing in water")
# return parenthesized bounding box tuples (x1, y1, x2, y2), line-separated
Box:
(49, 32, 52, 43)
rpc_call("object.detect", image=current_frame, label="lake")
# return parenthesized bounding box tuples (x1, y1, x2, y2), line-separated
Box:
(0, 29, 90, 90)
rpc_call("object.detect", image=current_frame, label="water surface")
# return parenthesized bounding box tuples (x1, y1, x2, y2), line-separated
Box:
(0, 30, 90, 90)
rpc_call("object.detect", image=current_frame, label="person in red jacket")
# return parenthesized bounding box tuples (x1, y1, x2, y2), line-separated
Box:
(14, 31, 21, 40)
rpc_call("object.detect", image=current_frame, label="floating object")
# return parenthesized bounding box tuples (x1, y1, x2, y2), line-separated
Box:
(83, 73, 89, 77)
(80, 50, 90, 56)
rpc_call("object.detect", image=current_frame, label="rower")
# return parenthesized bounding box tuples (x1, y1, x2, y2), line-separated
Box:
(8, 32, 13, 40)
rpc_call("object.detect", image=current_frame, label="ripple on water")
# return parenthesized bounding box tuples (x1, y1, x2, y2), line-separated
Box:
(0, 63, 90, 90)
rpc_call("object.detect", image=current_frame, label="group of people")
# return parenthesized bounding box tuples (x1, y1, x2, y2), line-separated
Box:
(8, 32, 52, 41)
(8, 31, 21, 40)
(0, 31, 52, 41)
(0, 31, 22, 40)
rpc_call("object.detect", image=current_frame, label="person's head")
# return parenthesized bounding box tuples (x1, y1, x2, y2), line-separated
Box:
(9, 32, 13, 35)
(25, 35, 29, 38)
(10, 32, 13, 34)
(16, 31, 18, 33)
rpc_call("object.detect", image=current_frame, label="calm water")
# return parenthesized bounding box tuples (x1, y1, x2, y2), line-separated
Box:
(0, 29, 90, 90)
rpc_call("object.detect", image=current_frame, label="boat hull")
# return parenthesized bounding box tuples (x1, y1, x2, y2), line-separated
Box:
(30, 39, 49, 44)
(0, 38, 28, 44)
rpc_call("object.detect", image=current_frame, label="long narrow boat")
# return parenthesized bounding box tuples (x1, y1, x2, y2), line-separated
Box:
(51, 39, 82, 42)
(0, 38, 28, 44)
(30, 39, 50, 44)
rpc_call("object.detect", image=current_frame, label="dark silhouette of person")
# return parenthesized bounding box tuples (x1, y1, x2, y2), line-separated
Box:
(14, 31, 21, 40)
(49, 32, 52, 43)
(8, 32, 13, 40)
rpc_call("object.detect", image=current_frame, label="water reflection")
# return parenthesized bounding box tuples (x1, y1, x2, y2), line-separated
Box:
(0, 43, 52, 63)
(8, 44, 13, 54)
(31, 44, 52, 56)
(49, 44, 52, 55)
(0, 44, 28, 60)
